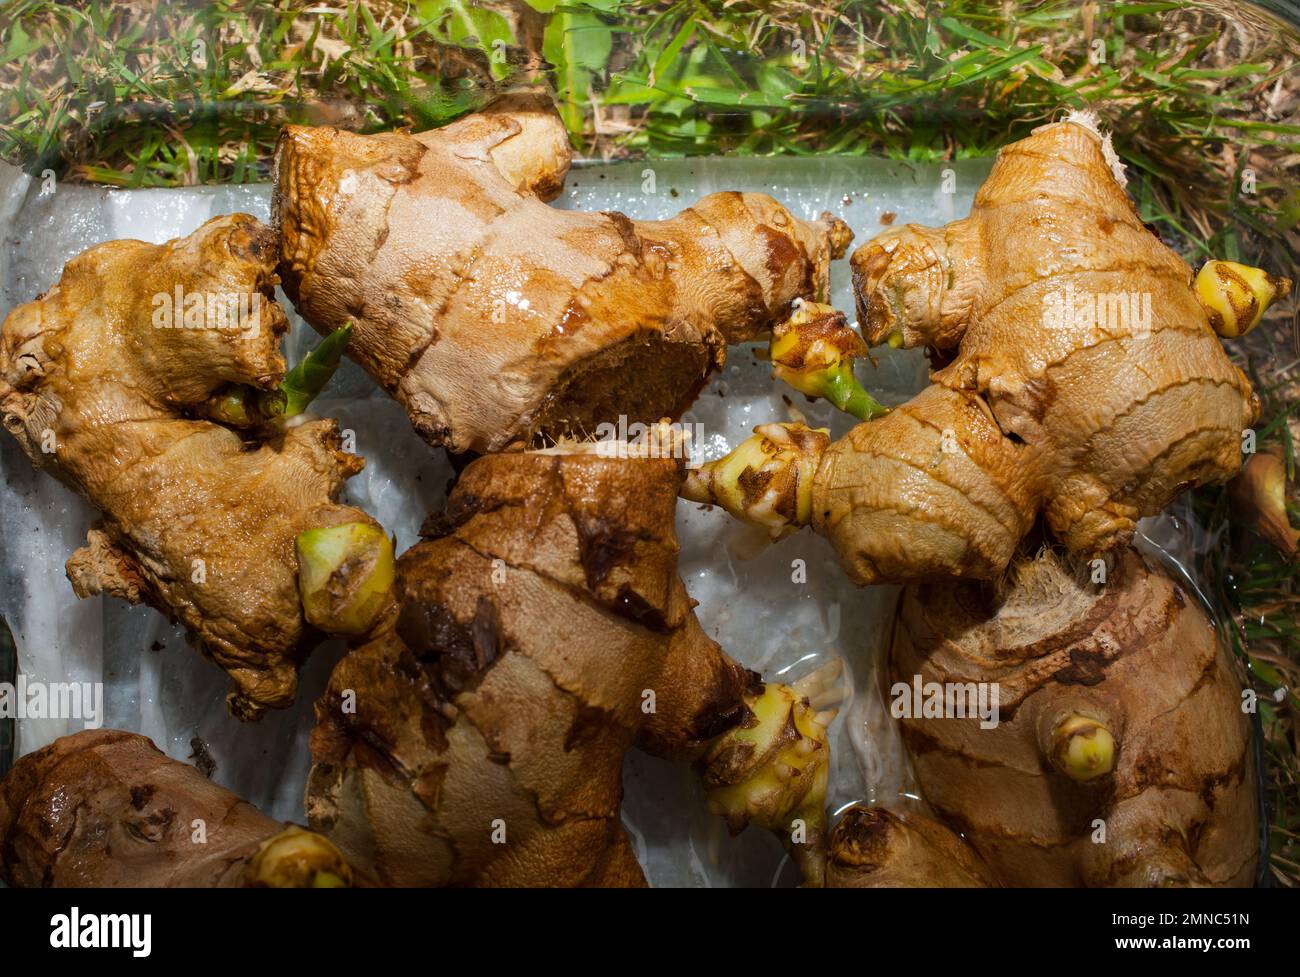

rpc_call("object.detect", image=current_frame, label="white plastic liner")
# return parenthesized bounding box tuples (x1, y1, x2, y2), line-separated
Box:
(0, 154, 997, 886)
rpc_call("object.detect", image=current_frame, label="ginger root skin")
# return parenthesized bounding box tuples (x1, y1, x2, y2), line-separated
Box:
(0, 729, 351, 887)
(307, 443, 830, 887)
(690, 384, 1036, 582)
(0, 215, 379, 719)
(890, 548, 1258, 887)
(273, 93, 852, 455)
(812, 384, 1036, 584)
(826, 805, 996, 888)
(834, 119, 1258, 584)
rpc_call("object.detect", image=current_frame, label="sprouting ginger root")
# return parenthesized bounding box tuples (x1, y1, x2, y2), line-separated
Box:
(686, 312, 1035, 577)
(687, 383, 1034, 583)
(889, 548, 1258, 887)
(826, 805, 995, 888)
(307, 435, 835, 887)
(689, 118, 1272, 585)
(0, 729, 352, 887)
(0, 214, 387, 719)
(841, 116, 1265, 580)
(273, 93, 853, 455)
(813, 383, 1038, 582)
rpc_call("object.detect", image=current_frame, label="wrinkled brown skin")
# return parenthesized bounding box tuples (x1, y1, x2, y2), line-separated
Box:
(891, 548, 1258, 887)
(824, 119, 1257, 584)
(274, 93, 852, 455)
(0, 215, 376, 719)
(826, 805, 995, 888)
(308, 447, 827, 887)
(0, 729, 329, 887)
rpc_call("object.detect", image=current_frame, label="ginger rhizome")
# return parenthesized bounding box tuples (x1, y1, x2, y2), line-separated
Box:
(826, 805, 995, 888)
(845, 117, 1260, 579)
(273, 94, 852, 455)
(0, 215, 386, 719)
(688, 119, 1269, 585)
(1230, 448, 1300, 559)
(0, 729, 352, 887)
(889, 549, 1257, 887)
(307, 438, 834, 887)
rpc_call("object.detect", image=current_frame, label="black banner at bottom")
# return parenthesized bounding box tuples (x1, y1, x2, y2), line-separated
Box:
(0, 885, 1291, 965)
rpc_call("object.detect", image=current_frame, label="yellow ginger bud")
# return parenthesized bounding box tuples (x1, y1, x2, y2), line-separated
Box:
(770, 300, 889, 420)
(681, 423, 829, 539)
(1195, 260, 1291, 338)
(296, 521, 396, 636)
(1048, 713, 1116, 783)
(244, 825, 353, 888)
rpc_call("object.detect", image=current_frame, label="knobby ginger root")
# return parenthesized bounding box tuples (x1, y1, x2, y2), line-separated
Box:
(839, 117, 1262, 581)
(890, 548, 1258, 887)
(0, 214, 384, 719)
(689, 119, 1269, 584)
(826, 805, 996, 888)
(273, 93, 852, 455)
(687, 388, 1033, 582)
(307, 437, 834, 887)
(0, 729, 352, 887)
